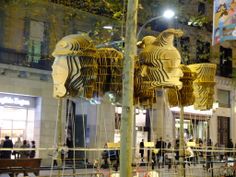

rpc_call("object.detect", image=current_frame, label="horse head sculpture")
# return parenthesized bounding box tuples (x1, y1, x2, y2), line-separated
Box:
(52, 34, 97, 98)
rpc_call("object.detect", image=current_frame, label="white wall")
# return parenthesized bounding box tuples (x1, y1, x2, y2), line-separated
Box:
(74, 99, 116, 163)
(213, 76, 236, 145)
(0, 64, 58, 165)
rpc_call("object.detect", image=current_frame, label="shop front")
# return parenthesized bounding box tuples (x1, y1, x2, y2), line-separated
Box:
(0, 92, 38, 143)
(114, 107, 149, 158)
(171, 106, 211, 143)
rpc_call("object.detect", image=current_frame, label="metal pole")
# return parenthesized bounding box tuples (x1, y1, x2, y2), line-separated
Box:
(120, 0, 138, 176)
(57, 98, 63, 176)
(137, 16, 162, 40)
(178, 105, 185, 177)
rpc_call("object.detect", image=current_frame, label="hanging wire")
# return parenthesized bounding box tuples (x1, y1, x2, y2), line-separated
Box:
(50, 99, 60, 177)
(71, 100, 76, 176)
(150, 105, 155, 167)
(60, 100, 71, 177)
(81, 96, 88, 174)
(94, 100, 99, 168)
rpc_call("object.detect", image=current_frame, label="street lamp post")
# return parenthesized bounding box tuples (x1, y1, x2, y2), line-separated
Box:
(120, 0, 138, 176)
(120, 10, 174, 176)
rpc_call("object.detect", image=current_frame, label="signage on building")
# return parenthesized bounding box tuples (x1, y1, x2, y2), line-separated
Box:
(213, 0, 236, 45)
(0, 93, 35, 108)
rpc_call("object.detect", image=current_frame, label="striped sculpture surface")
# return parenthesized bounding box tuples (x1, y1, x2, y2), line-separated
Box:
(52, 34, 123, 100)
(166, 64, 196, 107)
(51, 29, 215, 109)
(135, 28, 184, 106)
(188, 63, 217, 110)
(52, 34, 98, 98)
(138, 28, 183, 89)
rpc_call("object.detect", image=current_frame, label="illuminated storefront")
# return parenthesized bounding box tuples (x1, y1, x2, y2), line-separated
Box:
(114, 107, 148, 157)
(171, 106, 212, 143)
(0, 93, 38, 143)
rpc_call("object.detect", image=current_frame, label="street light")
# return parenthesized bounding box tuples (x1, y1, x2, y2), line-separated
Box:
(137, 9, 175, 40)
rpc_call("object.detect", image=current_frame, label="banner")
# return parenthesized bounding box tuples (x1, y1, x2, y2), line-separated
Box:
(213, 0, 236, 45)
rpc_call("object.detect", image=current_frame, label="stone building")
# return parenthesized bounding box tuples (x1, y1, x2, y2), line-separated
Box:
(0, 0, 235, 165)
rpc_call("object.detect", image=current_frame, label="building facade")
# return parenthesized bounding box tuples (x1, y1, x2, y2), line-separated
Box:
(0, 0, 236, 165)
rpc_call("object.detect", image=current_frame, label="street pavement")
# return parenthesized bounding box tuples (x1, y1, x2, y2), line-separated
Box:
(0, 163, 230, 177)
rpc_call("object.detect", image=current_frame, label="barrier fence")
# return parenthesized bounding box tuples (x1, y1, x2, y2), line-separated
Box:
(0, 147, 236, 177)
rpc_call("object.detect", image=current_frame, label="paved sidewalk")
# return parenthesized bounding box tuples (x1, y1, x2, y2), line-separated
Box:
(0, 163, 230, 177)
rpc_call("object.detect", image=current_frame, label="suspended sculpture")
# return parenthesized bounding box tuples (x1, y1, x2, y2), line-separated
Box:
(138, 28, 184, 89)
(52, 33, 124, 100)
(167, 64, 196, 107)
(96, 48, 123, 97)
(188, 63, 217, 110)
(51, 29, 216, 109)
(52, 34, 98, 98)
(135, 28, 184, 106)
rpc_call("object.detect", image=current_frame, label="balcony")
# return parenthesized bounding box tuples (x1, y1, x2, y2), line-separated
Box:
(0, 47, 53, 71)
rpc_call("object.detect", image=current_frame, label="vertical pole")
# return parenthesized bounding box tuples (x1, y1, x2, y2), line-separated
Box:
(57, 98, 63, 176)
(178, 105, 185, 177)
(120, 0, 138, 176)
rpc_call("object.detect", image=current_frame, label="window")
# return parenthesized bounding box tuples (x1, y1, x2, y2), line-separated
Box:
(217, 116, 230, 146)
(217, 89, 230, 108)
(219, 46, 232, 77)
(180, 37, 190, 64)
(0, 107, 35, 143)
(196, 40, 210, 63)
(27, 20, 45, 64)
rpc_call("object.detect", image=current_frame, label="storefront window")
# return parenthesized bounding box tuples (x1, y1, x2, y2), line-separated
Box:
(0, 107, 35, 143)
(175, 118, 208, 142)
(217, 89, 230, 108)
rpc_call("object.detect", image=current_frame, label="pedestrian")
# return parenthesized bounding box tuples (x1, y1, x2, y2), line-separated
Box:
(155, 137, 166, 168)
(227, 138, 234, 157)
(20, 140, 30, 158)
(206, 139, 213, 170)
(13, 137, 22, 159)
(30, 140, 36, 158)
(66, 137, 73, 159)
(0, 139, 5, 158)
(139, 139, 144, 162)
(101, 143, 109, 169)
(185, 146, 194, 166)
(174, 139, 179, 170)
(2, 136, 13, 159)
(165, 142, 174, 169)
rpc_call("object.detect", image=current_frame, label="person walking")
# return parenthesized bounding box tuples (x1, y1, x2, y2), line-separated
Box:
(227, 138, 234, 157)
(139, 139, 144, 162)
(0, 139, 5, 158)
(156, 137, 166, 168)
(13, 137, 22, 159)
(206, 139, 213, 170)
(20, 140, 30, 158)
(2, 136, 13, 159)
(30, 140, 36, 158)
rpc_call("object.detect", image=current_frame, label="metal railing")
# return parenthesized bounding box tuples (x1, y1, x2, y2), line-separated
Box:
(0, 47, 53, 71)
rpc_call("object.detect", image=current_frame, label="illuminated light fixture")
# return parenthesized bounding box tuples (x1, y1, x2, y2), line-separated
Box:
(163, 9, 175, 19)
(103, 25, 113, 30)
(137, 9, 175, 40)
(89, 97, 101, 105)
(170, 105, 212, 115)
